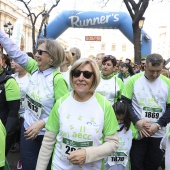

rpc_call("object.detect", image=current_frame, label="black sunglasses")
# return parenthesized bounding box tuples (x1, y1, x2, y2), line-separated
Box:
(71, 52, 76, 56)
(72, 70, 94, 79)
(37, 49, 51, 56)
(104, 55, 115, 60)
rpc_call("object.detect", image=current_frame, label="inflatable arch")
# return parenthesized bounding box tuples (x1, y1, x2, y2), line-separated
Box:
(42, 10, 152, 57)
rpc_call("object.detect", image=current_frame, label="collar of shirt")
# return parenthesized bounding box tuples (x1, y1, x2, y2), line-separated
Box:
(37, 67, 58, 77)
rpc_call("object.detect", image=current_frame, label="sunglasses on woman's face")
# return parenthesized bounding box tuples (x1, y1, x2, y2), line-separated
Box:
(72, 69, 94, 79)
(37, 49, 51, 56)
(71, 52, 76, 56)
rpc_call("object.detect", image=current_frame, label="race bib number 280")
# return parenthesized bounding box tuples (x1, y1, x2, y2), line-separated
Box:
(61, 138, 93, 158)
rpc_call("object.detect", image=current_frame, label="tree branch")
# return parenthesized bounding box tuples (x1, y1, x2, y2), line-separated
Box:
(133, 0, 149, 24)
(124, 0, 135, 19)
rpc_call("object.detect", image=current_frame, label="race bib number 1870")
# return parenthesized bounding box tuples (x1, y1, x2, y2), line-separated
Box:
(108, 152, 128, 167)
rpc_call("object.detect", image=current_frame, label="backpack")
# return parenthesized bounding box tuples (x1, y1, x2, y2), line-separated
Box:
(0, 71, 14, 86)
(0, 71, 14, 125)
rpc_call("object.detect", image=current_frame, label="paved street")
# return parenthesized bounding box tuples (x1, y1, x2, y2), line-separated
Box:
(7, 151, 20, 170)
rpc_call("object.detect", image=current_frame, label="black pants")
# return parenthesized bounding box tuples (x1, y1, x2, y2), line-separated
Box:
(0, 167, 4, 170)
(130, 137, 164, 170)
(20, 125, 52, 170)
(13, 117, 24, 143)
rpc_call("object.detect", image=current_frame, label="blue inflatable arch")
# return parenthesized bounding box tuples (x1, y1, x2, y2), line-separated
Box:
(42, 10, 152, 56)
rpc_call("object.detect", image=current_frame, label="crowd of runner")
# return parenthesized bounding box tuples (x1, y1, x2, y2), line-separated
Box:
(0, 29, 170, 170)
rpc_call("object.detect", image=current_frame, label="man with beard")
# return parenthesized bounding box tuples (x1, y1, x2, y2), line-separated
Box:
(135, 58, 146, 74)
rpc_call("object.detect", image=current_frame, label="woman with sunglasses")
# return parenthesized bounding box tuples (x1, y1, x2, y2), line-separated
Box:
(117, 62, 134, 84)
(70, 47, 81, 66)
(96, 55, 124, 105)
(0, 30, 68, 170)
(36, 58, 119, 170)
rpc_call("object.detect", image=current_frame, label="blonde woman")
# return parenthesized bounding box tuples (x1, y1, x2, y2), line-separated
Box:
(36, 58, 119, 170)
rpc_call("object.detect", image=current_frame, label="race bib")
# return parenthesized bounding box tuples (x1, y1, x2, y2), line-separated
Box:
(61, 138, 93, 158)
(141, 107, 162, 123)
(24, 94, 42, 119)
(108, 152, 128, 167)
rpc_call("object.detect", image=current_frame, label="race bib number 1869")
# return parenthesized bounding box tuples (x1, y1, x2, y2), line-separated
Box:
(141, 107, 162, 123)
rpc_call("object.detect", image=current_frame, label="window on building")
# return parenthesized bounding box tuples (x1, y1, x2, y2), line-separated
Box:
(122, 44, 126, 52)
(90, 42, 94, 50)
(111, 44, 116, 51)
(101, 43, 105, 51)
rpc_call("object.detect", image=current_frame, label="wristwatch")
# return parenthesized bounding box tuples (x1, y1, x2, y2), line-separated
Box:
(156, 123, 162, 130)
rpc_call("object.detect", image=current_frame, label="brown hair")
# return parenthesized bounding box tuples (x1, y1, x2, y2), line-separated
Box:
(161, 69, 169, 78)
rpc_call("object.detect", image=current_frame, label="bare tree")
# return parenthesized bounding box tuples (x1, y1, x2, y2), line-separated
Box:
(99, 0, 149, 63)
(16, 0, 60, 53)
(124, 0, 149, 63)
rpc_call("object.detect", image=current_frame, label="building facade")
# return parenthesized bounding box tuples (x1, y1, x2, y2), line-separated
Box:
(0, 0, 135, 62)
(0, 0, 41, 53)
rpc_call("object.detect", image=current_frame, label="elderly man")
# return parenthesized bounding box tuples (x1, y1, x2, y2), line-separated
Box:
(122, 53, 170, 170)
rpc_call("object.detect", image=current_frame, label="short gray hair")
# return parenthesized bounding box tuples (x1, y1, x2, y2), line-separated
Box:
(70, 47, 81, 60)
(146, 53, 164, 66)
(70, 58, 100, 93)
(38, 39, 65, 68)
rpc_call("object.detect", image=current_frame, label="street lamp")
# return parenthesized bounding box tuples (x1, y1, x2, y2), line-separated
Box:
(138, 17, 145, 62)
(3, 21, 13, 38)
(42, 11, 49, 38)
(139, 17, 145, 45)
(139, 17, 145, 30)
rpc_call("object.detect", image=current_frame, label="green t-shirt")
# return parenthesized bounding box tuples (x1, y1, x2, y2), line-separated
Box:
(0, 120, 6, 167)
(5, 78, 20, 101)
(46, 92, 119, 170)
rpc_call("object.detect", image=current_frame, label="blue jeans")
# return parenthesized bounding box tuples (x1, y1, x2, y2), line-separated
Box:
(20, 125, 51, 170)
(130, 137, 164, 170)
